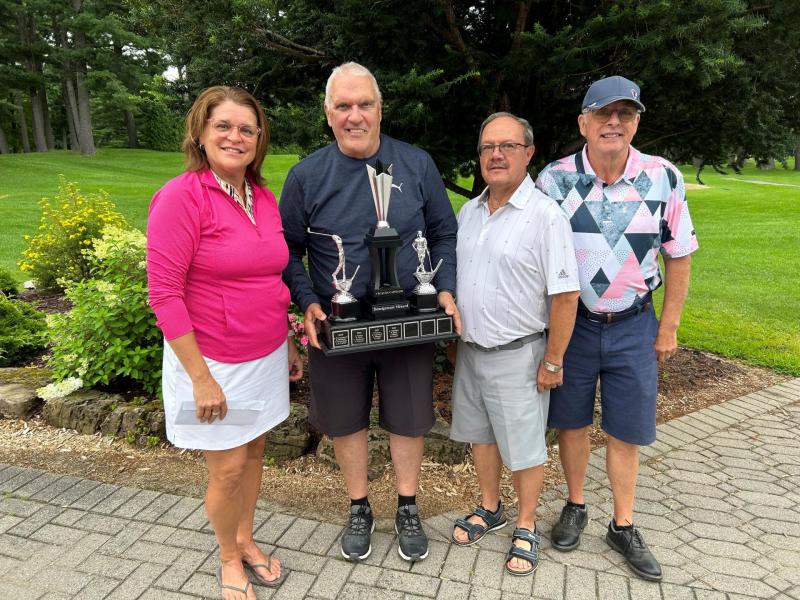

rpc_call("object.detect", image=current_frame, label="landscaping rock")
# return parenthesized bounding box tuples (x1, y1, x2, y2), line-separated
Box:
(0, 383, 42, 418)
(265, 402, 311, 461)
(425, 416, 467, 464)
(0, 366, 52, 388)
(316, 409, 466, 480)
(43, 389, 122, 434)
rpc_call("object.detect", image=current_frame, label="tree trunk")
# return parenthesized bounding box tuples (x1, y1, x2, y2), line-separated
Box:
(71, 0, 96, 155)
(74, 68, 96, 154)
(124, 110, 138, 148)
(63, 79, 80, 150)
(14, 91, 31, 153)
(0, 125, 10, 154)
(29, 87, 49, 152)
(470, 161, 485, 196)
(40, 85, 55, 149)
(757, 157, 775, 170)
(795, 144, 800, 171)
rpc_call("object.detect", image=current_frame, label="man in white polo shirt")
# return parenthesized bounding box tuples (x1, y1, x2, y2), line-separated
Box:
(449, 112, 580, 577)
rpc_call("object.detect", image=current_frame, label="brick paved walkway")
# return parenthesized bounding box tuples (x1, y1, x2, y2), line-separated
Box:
(1, 378, 798, 599)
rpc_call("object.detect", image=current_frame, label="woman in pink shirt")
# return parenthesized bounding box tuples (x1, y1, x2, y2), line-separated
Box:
(147, 86, 302, 598)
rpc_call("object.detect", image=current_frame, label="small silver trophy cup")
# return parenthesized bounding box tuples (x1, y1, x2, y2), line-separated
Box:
(308, 228, 360, 321)
(410, 231, 442, 313)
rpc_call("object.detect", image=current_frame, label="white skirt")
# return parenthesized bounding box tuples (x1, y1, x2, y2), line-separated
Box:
(161, 340, 290, 451)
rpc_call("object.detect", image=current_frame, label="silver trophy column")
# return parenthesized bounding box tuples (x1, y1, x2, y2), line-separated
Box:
(364, 160, 409, 318)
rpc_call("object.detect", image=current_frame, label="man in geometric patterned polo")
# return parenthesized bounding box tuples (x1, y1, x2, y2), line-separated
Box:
(536, 75, 698, 581)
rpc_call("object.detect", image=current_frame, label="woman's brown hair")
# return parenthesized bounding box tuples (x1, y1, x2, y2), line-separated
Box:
(182, 86, 270, 186)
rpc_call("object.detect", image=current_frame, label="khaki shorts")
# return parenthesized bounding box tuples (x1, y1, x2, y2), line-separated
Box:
(450, 338, 549, 471)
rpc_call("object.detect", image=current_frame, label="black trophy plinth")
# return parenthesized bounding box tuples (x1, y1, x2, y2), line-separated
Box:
(330, 299, 359, 321)
(410, 290, 439, 313)
(320, 308, 455, 355)
(364, 226, 409, 318)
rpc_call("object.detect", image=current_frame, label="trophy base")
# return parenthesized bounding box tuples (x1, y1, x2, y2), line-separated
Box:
(331, 300, 360, 321)
(320, 309, 457, 356)
(410, 292, 439, 313)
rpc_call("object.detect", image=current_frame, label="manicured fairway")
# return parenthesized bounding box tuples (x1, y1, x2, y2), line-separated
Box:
(666, 162, 800, 374)
(0, 150, 797, 374)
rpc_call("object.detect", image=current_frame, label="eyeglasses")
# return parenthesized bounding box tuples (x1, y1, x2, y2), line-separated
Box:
(584, 106, 640, 123)
(478, 142, 531, 156)
(207, 119, 261, 139)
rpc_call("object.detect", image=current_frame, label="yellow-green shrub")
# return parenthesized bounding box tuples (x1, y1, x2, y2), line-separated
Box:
(47, 226, 162, 393)
(19, 177, 128, 290)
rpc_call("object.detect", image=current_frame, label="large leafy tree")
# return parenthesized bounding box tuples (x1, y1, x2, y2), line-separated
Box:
(0, 0, 168, 154)
(143, 0, 798, 194)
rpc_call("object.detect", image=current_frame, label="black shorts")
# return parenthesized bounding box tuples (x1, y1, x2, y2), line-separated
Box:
(308, 343, 435, 438)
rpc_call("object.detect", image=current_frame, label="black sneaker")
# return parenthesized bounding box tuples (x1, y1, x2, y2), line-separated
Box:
(341, 504, 375, 561)
(605, 521, 663, 581)
(395, 504, 429, 561)
(550, 501, 588, 551)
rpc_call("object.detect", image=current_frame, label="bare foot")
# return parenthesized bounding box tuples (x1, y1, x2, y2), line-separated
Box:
(237, 540, 282, 584)
(219, 559, 256, 600)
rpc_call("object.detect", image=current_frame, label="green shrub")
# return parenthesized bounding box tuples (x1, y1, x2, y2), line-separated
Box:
(0, 268, 18, 297)
(47, 226, 162, 393)
(139, 96, 184, 152)
(19, 177, 128, 290)
(0, 295, 47, 367)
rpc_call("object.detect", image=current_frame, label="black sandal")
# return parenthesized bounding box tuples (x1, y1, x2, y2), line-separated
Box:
(451, 502, 507, 546)
(505, 527, 540, 576)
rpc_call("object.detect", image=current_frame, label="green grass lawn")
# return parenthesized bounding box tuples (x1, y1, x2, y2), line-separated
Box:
(0, 149, 298, 280)
(665, 162, 800, 375)
(0, 149, 798, 374)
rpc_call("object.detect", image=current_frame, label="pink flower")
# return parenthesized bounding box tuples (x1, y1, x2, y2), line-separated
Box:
(300, 335, 309, 347)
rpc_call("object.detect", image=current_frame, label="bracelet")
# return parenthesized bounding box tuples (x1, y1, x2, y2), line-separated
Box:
(287, 330, 295, 337)
(542, 360, 562, 373)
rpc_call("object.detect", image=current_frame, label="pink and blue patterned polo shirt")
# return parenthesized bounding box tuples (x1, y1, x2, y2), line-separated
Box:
(535, 145, 698, 313)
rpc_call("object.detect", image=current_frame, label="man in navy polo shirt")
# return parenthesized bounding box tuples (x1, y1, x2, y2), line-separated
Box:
(280, 62, 459, 564)
(536, 76, 698, 581)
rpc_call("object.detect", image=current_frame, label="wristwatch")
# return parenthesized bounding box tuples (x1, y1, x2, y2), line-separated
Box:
(541, 360, 562, 373)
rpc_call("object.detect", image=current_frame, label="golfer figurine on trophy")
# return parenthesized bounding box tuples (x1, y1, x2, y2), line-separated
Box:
(307, 228, 360, 321)
(410, 231, 442, 312)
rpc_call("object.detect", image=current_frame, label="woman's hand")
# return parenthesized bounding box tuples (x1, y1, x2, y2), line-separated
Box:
(288, 337, 304, 381)
(193, 372, 227, 423)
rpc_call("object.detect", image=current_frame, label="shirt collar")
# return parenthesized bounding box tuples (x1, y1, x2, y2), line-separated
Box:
(477, 174, 534, 211)
(579, 144, 642, 185)
(210, 169, 252, 203)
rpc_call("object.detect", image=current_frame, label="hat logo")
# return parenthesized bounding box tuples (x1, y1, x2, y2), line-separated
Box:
(631, 89, 638, 99)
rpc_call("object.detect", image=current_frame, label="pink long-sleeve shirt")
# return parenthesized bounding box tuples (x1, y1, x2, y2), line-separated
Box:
(146, 168, 290, 363)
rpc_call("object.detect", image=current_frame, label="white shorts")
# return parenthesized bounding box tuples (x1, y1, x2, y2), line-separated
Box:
(161, 340, 290, 451)
(450, 338, 549, 471)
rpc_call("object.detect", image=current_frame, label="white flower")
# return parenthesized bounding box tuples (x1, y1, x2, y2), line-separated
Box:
(37, 377, 84, 401)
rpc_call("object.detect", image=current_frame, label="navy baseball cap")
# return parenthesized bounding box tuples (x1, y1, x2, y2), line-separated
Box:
(582, 76, 645, 113)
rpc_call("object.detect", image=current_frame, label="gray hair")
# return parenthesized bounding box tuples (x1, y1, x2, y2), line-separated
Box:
(324, 62, 383, 108)
(477, 112, 534, 149)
